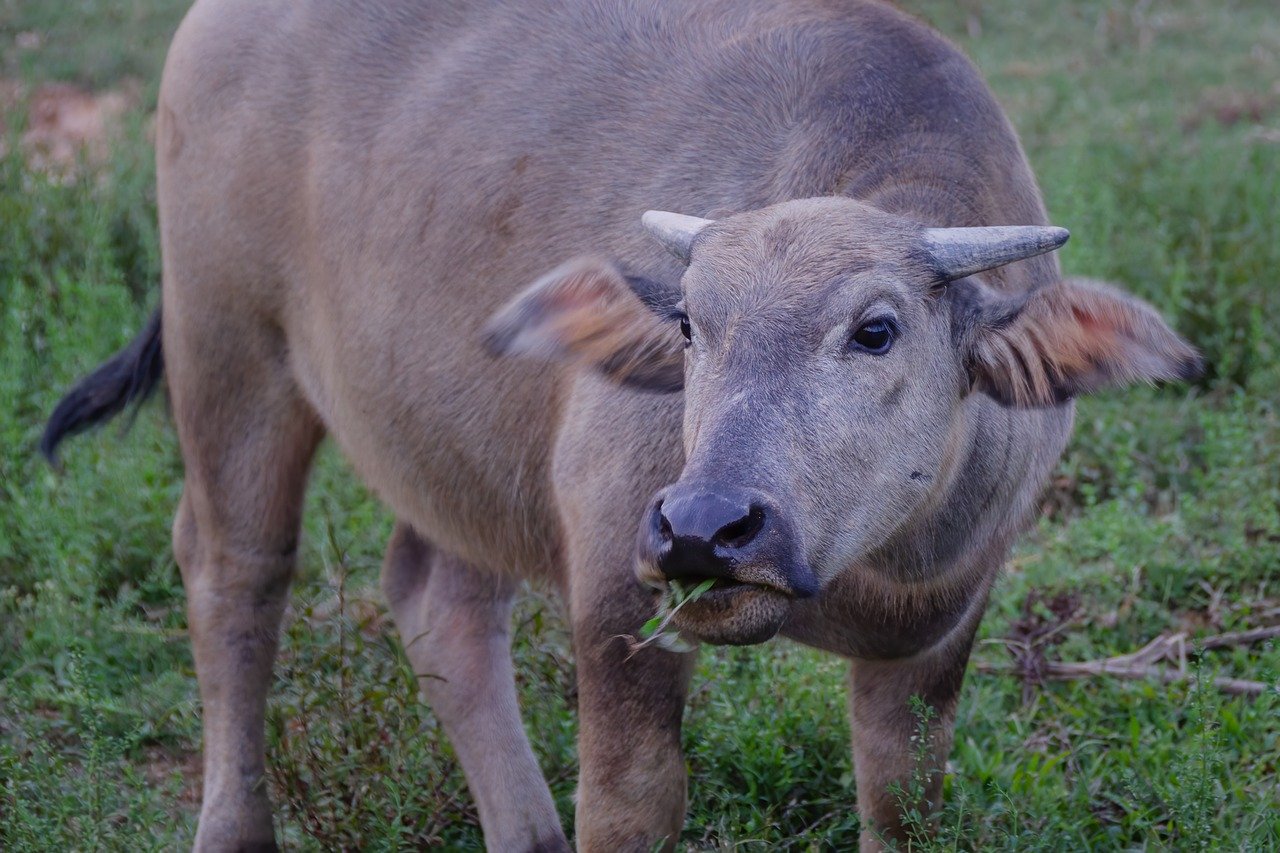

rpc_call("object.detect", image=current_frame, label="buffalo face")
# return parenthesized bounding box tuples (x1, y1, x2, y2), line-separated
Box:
(486, 197, 1200, 646)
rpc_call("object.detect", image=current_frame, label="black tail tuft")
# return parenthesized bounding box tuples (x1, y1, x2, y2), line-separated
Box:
(41, 309, 165, 465)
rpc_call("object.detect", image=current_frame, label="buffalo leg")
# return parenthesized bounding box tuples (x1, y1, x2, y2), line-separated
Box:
(569, 552, 696, 853)
(381, 523, 568, 851)
(846, 630, 976, 852)
(166, 312, 324, 852)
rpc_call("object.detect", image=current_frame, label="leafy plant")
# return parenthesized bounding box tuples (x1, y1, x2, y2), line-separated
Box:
(620, 578, 714, 657)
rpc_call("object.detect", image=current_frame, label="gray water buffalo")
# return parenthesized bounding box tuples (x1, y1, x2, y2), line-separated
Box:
(43, 0, 1200, 849)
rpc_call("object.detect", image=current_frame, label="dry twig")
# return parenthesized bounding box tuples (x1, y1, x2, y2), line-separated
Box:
(976, 626, 1280, 698)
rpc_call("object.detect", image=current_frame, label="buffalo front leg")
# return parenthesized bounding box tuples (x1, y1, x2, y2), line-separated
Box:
(381, 523, 568, 852)
(847, 630, 977, 852)
(569, 554, 696, 853)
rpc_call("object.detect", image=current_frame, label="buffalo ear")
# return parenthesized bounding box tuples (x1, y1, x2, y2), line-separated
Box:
(958, 277, 1203, 407)
(482, 257, 684, 392)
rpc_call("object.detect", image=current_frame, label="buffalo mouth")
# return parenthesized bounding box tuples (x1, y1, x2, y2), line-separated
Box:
(637, 569, 799, 646)
(664, 580, 794, 646)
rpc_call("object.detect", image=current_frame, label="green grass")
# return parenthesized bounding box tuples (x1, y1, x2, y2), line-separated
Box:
(2, 0, 1278, 849)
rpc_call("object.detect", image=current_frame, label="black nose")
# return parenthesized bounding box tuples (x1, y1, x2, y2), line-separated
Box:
(659, 491, 765, 550)
(647, 485, 770, 584)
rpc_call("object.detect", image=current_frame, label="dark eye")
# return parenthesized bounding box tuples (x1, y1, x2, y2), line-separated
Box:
(850, 318, 895, 355)
(678, 315, 692, 345)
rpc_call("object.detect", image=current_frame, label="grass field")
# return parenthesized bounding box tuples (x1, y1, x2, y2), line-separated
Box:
(2, 1, 1278, 849)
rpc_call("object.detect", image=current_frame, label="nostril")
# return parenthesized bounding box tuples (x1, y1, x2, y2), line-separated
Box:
(714, 504, 766, 550)
(655, 499, 673, 542)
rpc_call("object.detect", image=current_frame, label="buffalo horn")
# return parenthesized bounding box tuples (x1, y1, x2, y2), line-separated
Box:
(923, 225, 1069, 281)
(641, 210, 714, 263)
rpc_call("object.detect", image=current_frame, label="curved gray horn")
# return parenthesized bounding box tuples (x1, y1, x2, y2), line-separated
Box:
(924, 225, 1069, 281)
(641, 210, 714, 263)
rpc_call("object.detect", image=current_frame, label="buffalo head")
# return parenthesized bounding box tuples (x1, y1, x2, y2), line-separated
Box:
(485, 197, 1200, 645)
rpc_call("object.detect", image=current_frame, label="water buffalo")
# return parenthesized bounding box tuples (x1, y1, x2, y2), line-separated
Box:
(43, 0, 1200, 849)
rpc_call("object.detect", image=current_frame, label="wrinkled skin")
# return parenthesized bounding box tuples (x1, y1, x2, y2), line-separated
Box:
(44, 1, 1200, 850)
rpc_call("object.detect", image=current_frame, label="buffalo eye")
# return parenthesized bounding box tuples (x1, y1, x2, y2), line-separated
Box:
(850, 318, 896, 355)
(678, 314, 692, 346)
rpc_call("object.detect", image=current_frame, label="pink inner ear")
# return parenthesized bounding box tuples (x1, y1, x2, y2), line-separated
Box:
(1069, 296, 1139, 359)
(975, 278, 1199, 407)
(543, 271, 613, 313)
(486, 255, 684, 390)
(1069, 304, 1096, 328)
(1067, 303, 1115, 354)
(1032, 297, 1120, 382)
(483, 257, 631, 360)
(1050, 281, 1198, 395)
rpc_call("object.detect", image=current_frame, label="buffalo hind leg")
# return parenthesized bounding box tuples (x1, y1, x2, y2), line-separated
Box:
(569, 548, 696, 852)
(381, 523, 568, 852)
(847, 628, 977, 852)
(167, 321, 323, 851)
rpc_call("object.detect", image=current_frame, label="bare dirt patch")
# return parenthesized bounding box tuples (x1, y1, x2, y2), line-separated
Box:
(0, 79, 139, 174)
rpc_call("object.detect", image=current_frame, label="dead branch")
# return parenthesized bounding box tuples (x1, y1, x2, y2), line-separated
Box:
(976, 626, 1280, 698)
(1199, 625, 1280, 650)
